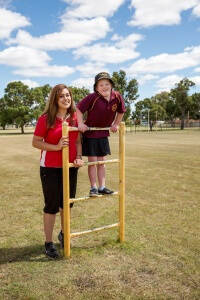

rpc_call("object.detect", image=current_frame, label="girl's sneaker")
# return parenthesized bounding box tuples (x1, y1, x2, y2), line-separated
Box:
(58, 230, 64, 248)
(98, 187, 114, 194)
(89, 188, 99, 197)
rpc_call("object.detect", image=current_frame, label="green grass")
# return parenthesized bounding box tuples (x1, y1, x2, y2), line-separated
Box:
(0, 129, 200, 299)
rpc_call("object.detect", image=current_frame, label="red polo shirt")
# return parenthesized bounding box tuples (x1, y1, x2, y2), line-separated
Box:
(34, 114, 78, 167)
(76, 91, 126, 138)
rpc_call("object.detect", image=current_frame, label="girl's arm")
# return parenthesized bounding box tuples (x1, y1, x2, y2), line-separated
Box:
(110, 113, 124, 132)
(32, 135, 69, 151)
(76, 108, 88, 132)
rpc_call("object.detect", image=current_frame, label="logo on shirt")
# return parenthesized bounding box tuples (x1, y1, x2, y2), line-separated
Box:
(112, 104, 117, 112)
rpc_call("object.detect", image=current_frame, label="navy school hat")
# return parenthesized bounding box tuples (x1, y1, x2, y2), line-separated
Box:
(93, 72, 114, 91)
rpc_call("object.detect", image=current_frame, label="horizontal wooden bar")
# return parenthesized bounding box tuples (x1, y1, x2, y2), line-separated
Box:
(68, 159, 119, 168)
(70, 223, 119, 238)
(67, 126, 111, 131)
(70, 192, 119, 203)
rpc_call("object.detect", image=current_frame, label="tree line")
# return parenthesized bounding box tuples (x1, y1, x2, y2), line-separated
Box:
(133, 78, 200, 130)
(0, 70, 200, 133)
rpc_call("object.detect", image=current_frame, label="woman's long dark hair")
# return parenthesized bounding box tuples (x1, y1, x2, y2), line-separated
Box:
(43, 84, 75, 128)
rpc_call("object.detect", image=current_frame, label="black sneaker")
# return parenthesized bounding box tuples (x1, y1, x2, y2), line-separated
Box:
(98, 187, 114, 195)
(89, 187, 99, 197)
(45, 242, 59, 259)
(58, 230, 64, 248)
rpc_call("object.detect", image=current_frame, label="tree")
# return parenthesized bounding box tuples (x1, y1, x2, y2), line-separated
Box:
(133, 98, 151, 122)
(132, 98, 166, 124)
(30, 84, 51, 121)
(0, 97, 7, 129)
(70, 86, 90, 106)
(189, 93, 200, 119)
(112, 70, 139, 121)
(4, 81, 34, 133)
(165, 98, 177, 126)
(170, 78, 195, 129)
(151, 92, 170, 110)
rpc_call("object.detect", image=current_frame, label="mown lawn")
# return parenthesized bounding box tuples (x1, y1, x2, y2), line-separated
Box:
(0, 129, 199, 300)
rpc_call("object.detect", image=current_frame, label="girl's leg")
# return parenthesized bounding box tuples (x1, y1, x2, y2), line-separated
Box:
(43, 212, 56, 242)
(88, 156, 97, 188)
(97, 156, 106, 188)
(58, 167, 77, 245)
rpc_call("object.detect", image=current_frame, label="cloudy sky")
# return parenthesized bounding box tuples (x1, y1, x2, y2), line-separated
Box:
(0, 0, 200, 103)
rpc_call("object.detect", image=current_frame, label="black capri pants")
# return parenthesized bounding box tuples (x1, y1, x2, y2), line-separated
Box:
(40, 167, 78, 214)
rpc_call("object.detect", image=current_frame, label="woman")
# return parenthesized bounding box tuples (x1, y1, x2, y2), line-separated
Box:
(32, 84, 84, 259)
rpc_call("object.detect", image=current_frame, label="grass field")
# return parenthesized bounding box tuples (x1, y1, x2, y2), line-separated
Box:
(0, 129, 200, 300)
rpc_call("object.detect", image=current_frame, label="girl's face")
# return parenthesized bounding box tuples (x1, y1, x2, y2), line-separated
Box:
(96, 79, 112, 99)
(57, 88, 71, 110)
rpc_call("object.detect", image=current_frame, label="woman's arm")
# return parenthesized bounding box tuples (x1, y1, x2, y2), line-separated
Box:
(73, 132, 84, 167)
(32, 135, 69, 151)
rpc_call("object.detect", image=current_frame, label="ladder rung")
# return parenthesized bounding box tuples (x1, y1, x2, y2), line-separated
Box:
(70, 192, 119, 203)
(68, 126, 111, 131)
(69, 159, 119, 168)
(70, 223, 119, 238)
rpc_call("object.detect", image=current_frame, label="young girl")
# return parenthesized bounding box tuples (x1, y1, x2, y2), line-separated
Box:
(32, 84, 84, 259)
(76, 72, 126, 197)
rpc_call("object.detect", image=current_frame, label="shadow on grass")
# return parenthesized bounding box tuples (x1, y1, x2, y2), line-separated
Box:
(0, 243, 64, 263)
(0, 239, 126, 263)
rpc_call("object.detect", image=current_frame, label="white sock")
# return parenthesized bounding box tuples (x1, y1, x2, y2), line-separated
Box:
(99, 186, 105, 191)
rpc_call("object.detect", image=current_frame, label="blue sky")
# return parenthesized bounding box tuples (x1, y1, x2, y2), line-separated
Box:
(0, 0, 200, 106)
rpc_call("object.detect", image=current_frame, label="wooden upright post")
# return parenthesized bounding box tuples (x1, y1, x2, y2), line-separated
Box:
(62, 122, 71, 258)
(119, 122, 125, 242)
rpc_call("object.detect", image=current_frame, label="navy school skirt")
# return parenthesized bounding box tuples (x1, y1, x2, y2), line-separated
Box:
(82, 137, 111, 157)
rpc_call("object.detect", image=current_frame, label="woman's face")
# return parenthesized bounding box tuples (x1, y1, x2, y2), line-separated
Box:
(96, 79, 112, 99)
(57, 88, 71, 110)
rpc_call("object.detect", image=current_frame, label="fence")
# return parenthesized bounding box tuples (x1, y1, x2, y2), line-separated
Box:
(125, 121, 200, 133)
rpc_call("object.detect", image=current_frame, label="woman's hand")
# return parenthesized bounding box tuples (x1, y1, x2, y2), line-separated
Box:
(73, 158, 84, 168)
(57, 136, 69, 150)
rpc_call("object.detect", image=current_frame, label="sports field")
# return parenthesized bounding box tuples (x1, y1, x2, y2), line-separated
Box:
(0, 129, 199, 299)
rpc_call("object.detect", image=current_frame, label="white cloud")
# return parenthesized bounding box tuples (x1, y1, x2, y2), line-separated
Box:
(0, 46, 51, 67)
(128, 0, 199, 27)
(137, 74, 159, 85)
(111, 33, 144, 48)
(0, 8, 30, 39)
(155, 74, 183, 92)
(192, 3, 200, 16)
(13, 65, 74, 77)
(155, 74, 200, 94)
(18, 79, 40, 88)
(74, 44, 139, 63)
(75, 62, 107, 77)
(62, 0, 125, 18)
(125, 46, 200, 76)
(73, 34, 143, 64)
(71, 77, 94, 92)
(189, 75, 200, 85)
(6, 17, 111, 50)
